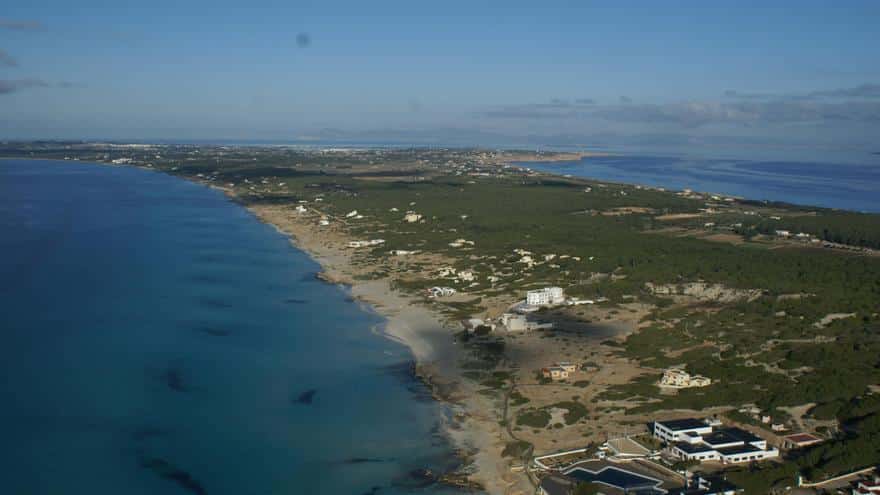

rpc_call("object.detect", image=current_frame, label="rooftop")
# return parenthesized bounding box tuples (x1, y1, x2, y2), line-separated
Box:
(784, 433, 822, 444)
(656, 418, 710, 431)
(702, 427, 761, 446)
(717, 444, 763, 456)
(674, 442, 718, 454)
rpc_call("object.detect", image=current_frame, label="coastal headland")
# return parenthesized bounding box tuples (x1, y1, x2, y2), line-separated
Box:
(4, 142, 880, 494)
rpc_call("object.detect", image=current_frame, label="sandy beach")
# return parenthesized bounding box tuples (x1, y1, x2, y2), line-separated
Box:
(242, 201, 531, 494)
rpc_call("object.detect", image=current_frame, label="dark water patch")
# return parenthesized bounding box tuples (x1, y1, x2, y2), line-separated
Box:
(284, 298, 308, 304)
(195, 297, 233, 309)
(132, 426, 170, 442)
(192, 253, 228, 263)
(195, 327, 231, 337)
(187, 273, 235, 286)
(161, 367, 189, 393)
(139, 456, 208, 495)
(343, 457, 391, 464)
(293, 389, 317, 404)
(360, 486, 382, 495)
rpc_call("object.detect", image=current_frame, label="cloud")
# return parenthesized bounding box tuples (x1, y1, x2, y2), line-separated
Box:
(724, 83, 880, 101)
(808, 83, 880, 99)
(0, 78, 49, 94)
(619, 96, 632, 104)
(0, 19, 45, 31)
(723, 89, 782, 100)
(0, 49, 18, 67)
(596, 100, 880, 126)
(0, 78, 80, 95)
(483, 97, 599, 119)
(295, 33, 311, 48)
(485, 89, 880, 127)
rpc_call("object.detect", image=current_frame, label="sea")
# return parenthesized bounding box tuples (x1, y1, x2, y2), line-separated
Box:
(0, 159, 464, 495)
(523, 153, 880, 213)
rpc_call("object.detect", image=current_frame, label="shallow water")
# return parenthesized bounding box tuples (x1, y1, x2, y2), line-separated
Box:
(0, 159, 466, 494)
(525, 154, 880, 212)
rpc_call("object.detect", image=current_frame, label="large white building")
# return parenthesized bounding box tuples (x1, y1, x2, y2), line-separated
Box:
(653, 418, 713, 443)
(655, 419, 779, 465)
(526, 287, 565, 306)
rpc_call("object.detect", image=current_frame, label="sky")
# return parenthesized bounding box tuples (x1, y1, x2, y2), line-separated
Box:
(2, 0, 880, 156)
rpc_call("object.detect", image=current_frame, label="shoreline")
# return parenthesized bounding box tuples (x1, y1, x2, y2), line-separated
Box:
(3, 155, 522, 493)
(241, 199, 523, 494)
(9, 152, 875, 493)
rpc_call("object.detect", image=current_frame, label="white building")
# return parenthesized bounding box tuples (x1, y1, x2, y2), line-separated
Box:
(348, 239, 384, 248)
(654, 418, 713, 443)
(501, 313, 528, 332)
(448, 238, 474, 248)
(526, 287, 565, 307)
(659, 368, 711, 388)
(499, 313, 554, 332)
(346, 210, 359, 218)
(657, 419, 779, 465)
(426, 286, 456, 298)
(403, 213, 422, 223)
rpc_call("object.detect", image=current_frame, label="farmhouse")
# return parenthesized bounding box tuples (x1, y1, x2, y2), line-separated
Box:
(542, 366, 569, 381)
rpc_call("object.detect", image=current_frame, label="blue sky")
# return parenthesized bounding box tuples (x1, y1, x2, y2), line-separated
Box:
(2, 1, 879, 154)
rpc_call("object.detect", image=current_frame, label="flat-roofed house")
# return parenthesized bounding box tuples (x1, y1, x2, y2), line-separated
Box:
(665, 424, 779, 465)
(654, 418, 713, 443)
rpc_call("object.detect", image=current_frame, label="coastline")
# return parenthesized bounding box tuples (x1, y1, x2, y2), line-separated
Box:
(0, 156, 513, 491)
(14, 151, 875, 493)
(241, 199, 525, 494)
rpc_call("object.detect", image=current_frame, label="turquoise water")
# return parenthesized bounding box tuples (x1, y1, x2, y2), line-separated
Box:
(525, 155, 880, 212)
(0, 159, 464, 494)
